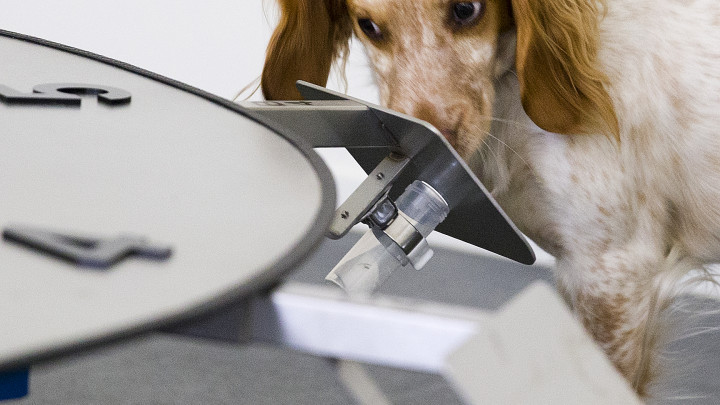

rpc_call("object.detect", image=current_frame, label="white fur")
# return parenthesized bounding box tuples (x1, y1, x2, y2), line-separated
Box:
(352, 0, 720, 393)
(480, 0, 720, 393)
(264, 0, 720, 395)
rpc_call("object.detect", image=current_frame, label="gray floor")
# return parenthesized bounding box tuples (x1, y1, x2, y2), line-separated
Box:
(7, 233, 720, 404)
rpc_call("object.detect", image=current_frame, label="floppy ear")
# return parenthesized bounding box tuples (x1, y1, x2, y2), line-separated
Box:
(262, 0, 353, 100)
(510, 0, 619, 138)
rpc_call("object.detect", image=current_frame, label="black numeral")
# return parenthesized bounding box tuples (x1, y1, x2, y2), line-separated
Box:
(0, 83, 131, 106)
(3, 226, 171, 269)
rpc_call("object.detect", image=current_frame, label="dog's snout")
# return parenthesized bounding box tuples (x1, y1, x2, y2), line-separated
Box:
(438, 128, 458, 144)
(407, 101, 461, 145)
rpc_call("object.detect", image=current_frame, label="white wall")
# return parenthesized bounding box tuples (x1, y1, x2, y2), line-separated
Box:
(0, 1, 376, 209)
(0, 1, 378, 100)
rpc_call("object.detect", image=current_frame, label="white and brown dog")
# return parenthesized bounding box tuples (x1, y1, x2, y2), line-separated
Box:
(261, 0, 720, 396)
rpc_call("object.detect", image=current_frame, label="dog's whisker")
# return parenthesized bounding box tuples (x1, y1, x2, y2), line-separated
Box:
(486, 116, 536, 132)
(480, 129, 529, 167)
(478, 137, 504, 196)
(479, 135, 501, 165)
(233, 76, 261, 102)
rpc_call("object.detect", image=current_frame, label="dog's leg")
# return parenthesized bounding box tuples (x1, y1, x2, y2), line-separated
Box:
(570, 275, 657, 395)
(556, 248, 692, 397)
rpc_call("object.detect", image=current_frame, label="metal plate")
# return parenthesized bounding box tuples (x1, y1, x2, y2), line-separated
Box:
(0, 31, 335, 370)
(245, 83, 535, 265)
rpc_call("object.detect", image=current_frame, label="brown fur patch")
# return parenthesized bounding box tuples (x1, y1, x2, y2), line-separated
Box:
(510, 0, 620, 138)
(575, 290, 642, 381)
(261, 0, 352, 100)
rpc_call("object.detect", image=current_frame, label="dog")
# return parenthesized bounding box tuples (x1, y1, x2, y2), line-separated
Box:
(260, 0, 720, 397)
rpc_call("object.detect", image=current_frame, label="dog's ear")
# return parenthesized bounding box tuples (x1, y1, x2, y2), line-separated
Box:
(509, 0, 619, 138)
(262, 0, 353, 100)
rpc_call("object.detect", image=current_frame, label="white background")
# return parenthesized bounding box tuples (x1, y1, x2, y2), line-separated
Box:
(0, 1, 378, 101)
(0, 0, 376, 217)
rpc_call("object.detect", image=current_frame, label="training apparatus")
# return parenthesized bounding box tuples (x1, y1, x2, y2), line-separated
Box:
(241, 81, 534, 293)
(0, 30, 639, 403)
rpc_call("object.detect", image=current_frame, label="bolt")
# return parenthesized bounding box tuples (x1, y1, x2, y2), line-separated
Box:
(340, 211, 349, 219)
(376, 172, 385, 180)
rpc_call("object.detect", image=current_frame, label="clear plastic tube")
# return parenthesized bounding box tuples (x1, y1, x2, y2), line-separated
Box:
(325, 181, 449, 295)
(325, 230, 402, 295)
(394, 180, 449, 236)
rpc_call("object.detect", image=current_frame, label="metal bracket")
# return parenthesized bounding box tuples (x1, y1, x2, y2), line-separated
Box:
(329, 153, 410, 239)
(240, 82, 535, 265)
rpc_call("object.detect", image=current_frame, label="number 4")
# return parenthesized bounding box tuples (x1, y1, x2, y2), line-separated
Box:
(3, 226, 172, 269)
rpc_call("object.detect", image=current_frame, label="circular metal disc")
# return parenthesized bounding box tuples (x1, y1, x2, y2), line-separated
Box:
(0, 31, 335, 369)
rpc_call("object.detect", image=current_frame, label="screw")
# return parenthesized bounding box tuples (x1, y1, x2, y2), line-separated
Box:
(340, 211, 349, 219)
(376, 172, 385, 180)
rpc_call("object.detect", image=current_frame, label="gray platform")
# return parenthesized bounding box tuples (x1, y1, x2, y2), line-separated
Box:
(8, 234, 720, 404)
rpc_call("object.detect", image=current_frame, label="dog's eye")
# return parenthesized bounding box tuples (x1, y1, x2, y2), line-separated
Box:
(451, 1, 485, 27)
(358, 18, 383, 41)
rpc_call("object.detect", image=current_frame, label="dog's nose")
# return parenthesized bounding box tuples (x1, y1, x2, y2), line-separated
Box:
(409, 102, 459, 146)
(438, 128, 458, 144)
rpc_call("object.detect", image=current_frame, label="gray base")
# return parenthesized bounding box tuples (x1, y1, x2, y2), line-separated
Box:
(11, 335, 355, 405)
(9, 234, 720, 404)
